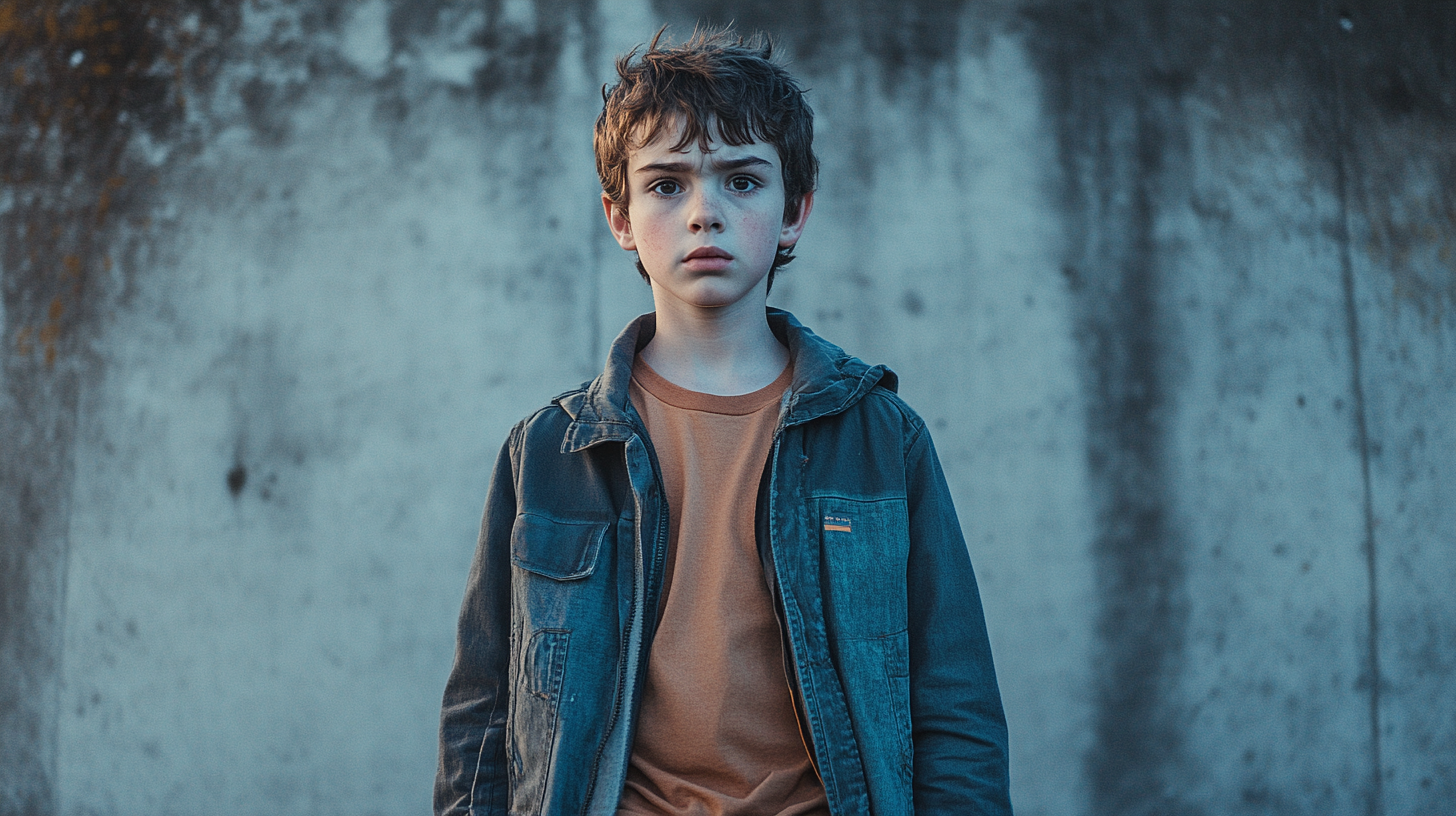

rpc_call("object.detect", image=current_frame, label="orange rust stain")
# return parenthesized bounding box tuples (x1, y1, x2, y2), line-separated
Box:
(39, 325, 58, 366)
(95, 175, 124, 222)
(35, 297, 65, 367)
(34, 298, 66, 367)
(7, 1, 217, 370)
(71, 6, 99, 39)
(16, 326, 35, 356)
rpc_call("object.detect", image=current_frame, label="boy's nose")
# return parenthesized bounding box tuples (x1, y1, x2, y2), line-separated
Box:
(687, 190, 725, 233)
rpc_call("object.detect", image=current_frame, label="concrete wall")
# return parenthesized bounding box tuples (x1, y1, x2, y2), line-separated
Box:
(1, 1, 1450, 814)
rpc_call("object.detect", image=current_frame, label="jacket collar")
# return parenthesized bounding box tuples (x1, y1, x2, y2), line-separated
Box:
(559, 308, 897, 453)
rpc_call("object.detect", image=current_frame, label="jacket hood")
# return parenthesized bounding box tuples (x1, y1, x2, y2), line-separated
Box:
(558, 308, 897, 452)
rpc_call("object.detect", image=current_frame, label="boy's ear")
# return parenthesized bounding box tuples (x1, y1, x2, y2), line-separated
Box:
(603, 193, 636, 251)
(778, 191, 815, 248)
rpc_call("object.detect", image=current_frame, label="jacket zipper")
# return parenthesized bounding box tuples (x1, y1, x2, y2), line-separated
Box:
(763, 427, 826, 790)
(581, 432, 668, 813)
(782, 609, 825, 788)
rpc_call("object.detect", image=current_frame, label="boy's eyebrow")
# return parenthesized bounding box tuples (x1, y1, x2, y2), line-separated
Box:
(635, 155, 775, 174)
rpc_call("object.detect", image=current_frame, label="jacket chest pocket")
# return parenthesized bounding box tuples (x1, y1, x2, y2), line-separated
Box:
(510, 512, 606, 580)
(510, 512, 608, 632)
(812, 496, 910, 638)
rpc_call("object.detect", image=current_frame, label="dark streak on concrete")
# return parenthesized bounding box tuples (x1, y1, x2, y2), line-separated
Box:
(1027, 2, 1455, 813)
(227, 463, 248, 498)
(1025, 3, 1201, 814)
(239, 76, 294, 147)
(1324, 5, 1384, 813)
(385, 0, 454, 47)
(1336, 2, 1456, 325)
(1329, 4, 1456, 815)
(471, 0, 596, 100)
(0, 3, 233, 813)
(649, 0, 972, 90)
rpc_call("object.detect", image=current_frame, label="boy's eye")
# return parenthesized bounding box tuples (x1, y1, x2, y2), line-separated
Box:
(651, 179, 682, 196)
(728, 175, 760, 193)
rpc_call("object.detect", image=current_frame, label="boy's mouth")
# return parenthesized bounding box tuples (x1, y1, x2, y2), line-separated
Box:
(684, 246, 734, 261)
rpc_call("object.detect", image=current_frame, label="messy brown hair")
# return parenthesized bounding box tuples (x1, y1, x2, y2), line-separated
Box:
(594, 26, 819, 285)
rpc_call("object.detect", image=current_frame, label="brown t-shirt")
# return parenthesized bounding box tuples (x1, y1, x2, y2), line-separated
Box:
(618, 358, 828, 816)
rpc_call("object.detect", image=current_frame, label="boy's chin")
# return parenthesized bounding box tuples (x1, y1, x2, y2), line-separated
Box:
(650, 277, 769, 312)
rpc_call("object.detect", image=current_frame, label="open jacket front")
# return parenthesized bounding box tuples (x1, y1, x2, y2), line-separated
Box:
(436, 309, 1011, 816)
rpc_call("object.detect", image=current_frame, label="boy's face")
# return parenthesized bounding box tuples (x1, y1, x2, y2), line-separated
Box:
(603, 119, 812, 313)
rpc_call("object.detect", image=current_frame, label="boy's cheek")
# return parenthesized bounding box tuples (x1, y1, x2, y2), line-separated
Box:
(741, 214, 784, 256)
(635, 222, 670, 258)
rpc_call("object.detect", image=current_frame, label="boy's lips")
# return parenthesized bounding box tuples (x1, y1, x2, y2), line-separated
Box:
(683, 246, 734, 261)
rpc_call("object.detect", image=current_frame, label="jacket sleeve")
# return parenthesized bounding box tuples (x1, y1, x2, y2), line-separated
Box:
(904, 423, 1013, 814)
(435, 425, 519, 816)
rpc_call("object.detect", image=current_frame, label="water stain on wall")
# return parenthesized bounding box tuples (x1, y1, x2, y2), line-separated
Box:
(0, 2, 234, 811)
(471, 0, 595, 99)
(654, 0, 977, 88)
(1026, 2, 1204, 812)
(1335, 4, 1456, 327)
(1028, 2, 1454, 814)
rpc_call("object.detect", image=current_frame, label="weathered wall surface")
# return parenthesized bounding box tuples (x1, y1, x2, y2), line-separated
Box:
(1024, 4, 1455, 813)
(1, 1, 1450, 814)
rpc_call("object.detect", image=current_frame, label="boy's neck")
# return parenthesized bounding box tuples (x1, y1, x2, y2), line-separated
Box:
(640, 292, 789, 397)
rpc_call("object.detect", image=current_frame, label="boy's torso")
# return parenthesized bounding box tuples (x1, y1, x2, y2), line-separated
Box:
(616, 358, 827, 815)
(500, 310, 927, 815)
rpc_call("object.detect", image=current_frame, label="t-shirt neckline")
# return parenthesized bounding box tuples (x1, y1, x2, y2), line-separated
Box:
(631, 357, 793, 416)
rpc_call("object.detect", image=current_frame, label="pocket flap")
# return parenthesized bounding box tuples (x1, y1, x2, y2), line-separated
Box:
(510, 513, 606, 580)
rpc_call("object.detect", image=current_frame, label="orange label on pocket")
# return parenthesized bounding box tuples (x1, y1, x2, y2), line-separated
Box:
(823, 514, 852, 533)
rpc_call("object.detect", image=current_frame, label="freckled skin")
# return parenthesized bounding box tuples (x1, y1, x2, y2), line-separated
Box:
(603, 124, 810, 318)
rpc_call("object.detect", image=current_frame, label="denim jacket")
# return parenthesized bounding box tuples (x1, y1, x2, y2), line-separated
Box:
(436, 309, 1011, 815)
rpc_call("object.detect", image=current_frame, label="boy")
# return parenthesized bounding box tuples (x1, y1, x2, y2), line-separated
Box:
(436, 27, 1010, 816)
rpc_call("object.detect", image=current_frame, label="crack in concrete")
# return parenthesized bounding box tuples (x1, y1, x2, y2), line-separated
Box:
(1325, 3, 1385, 813)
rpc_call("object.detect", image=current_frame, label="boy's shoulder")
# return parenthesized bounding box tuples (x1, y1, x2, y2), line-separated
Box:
(499, 377, 635, 461)
(855, 380, 926, 426)
(508, 382, 599, 435)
